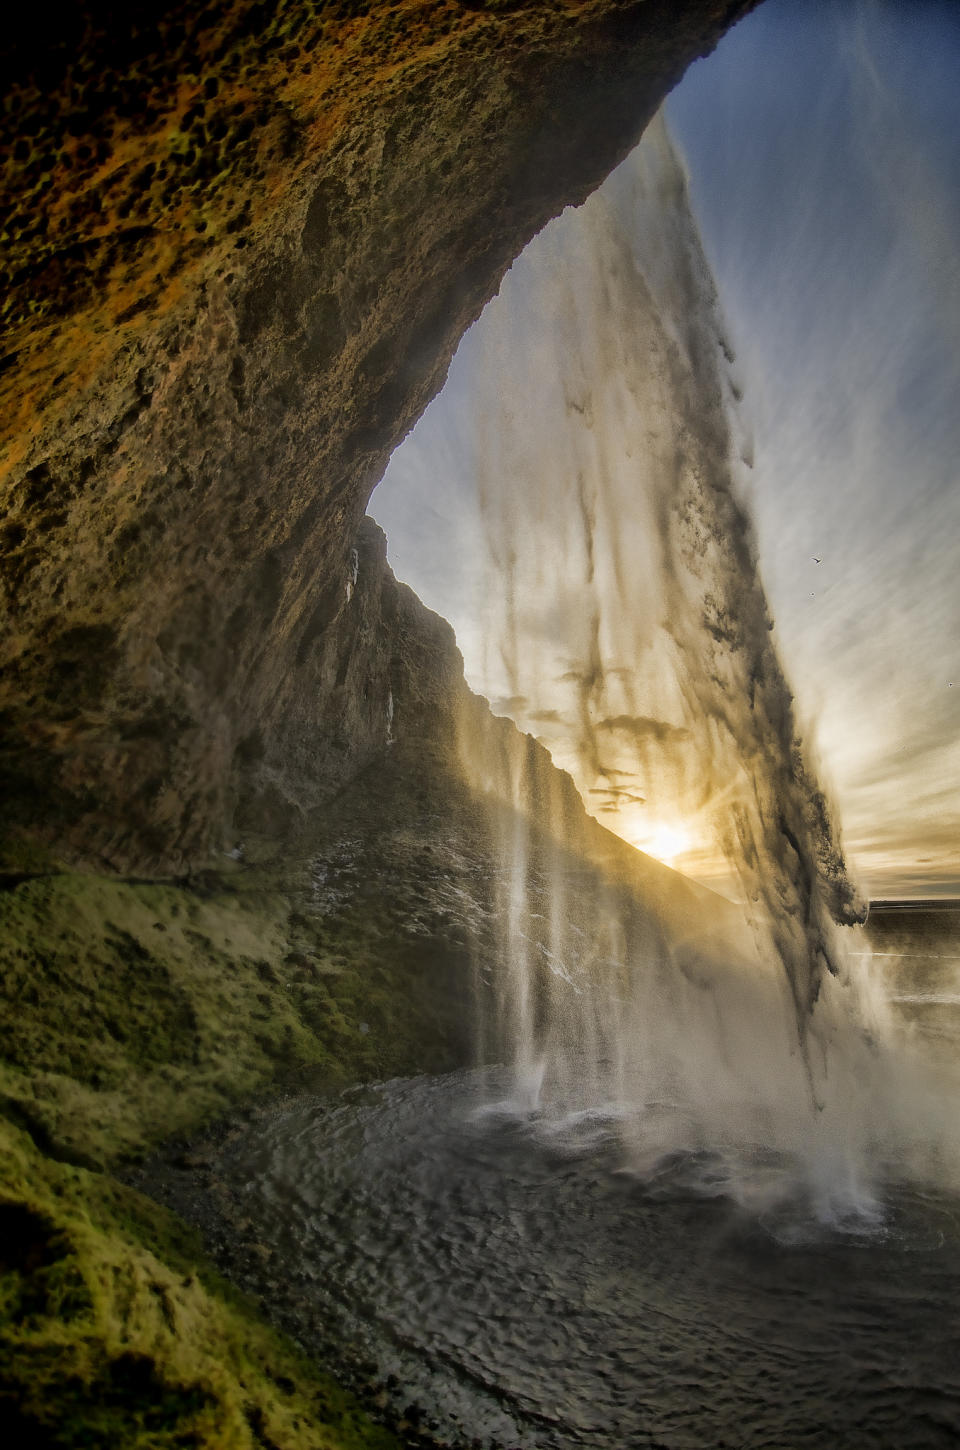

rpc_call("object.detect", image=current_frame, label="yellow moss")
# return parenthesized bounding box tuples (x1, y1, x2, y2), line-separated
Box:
(0, 1120, 399, 1448)
(0, 800, 477, 1439)
(0, 864, 468, 1167)
(0, 874, 322, 1166)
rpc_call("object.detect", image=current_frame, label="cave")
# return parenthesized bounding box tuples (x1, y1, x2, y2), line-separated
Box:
(3, 3, 959, 1447)
(0, 4, 765, 1441)
(0, 0, 756, 875)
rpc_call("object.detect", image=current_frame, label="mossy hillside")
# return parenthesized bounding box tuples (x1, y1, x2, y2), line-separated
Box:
(0, 1117, 400, 1449)
(0, 865, 473, 1170)
(0, 827, 477, 1447)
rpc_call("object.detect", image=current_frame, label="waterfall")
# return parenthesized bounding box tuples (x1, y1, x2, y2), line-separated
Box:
(440, 116, 959, 1216)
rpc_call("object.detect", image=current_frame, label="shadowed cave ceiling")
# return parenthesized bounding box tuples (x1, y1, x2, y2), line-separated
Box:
(0, 0, 756, 875)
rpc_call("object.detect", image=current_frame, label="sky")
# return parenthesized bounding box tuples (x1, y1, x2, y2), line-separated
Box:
(665, 0, 960, 898)
(372, 0, 960, 901)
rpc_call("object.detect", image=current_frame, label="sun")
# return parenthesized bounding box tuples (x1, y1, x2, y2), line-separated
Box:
(631, 821, 694, 865)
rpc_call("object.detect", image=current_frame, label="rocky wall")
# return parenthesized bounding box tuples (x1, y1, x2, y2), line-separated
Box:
(1, 1, 756, 874)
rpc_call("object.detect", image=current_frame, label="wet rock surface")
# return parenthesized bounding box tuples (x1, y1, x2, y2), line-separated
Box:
(127, 1105, 469, 1450)
(130, 1056, 960, 1450)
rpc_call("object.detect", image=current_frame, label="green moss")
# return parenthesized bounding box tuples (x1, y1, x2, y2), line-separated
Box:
(0, 866, 468, 1169)
(0, 875, 309, 1166)
(0, 764, 482, 1443)
(0, 1120, 399, 1449)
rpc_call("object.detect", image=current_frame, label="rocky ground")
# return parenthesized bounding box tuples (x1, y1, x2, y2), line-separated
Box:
(124, 1097, 496, 1450)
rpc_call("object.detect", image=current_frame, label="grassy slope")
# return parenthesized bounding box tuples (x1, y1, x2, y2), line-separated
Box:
(0, 867, 471, 1170)
(0, 1117, 400, 1449)
(0, 767, 484, 1449)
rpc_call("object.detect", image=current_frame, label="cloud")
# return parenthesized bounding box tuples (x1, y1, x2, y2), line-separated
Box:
(597, 714, 690, 745)
(492, 695, 528, 715)
(589, 786, 646, 805)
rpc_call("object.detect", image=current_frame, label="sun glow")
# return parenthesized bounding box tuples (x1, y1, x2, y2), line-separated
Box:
(628, 820, 695, 865)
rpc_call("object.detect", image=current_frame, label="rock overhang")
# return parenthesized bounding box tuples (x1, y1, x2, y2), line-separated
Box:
(0, 0, 758, 873)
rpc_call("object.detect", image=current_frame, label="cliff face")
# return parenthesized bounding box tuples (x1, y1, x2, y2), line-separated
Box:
(1, 0, 755, 875)
(1, 14, 775, 1437)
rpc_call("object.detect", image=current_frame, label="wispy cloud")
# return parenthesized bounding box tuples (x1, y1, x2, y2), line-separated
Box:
(598, 715, 689, 745)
